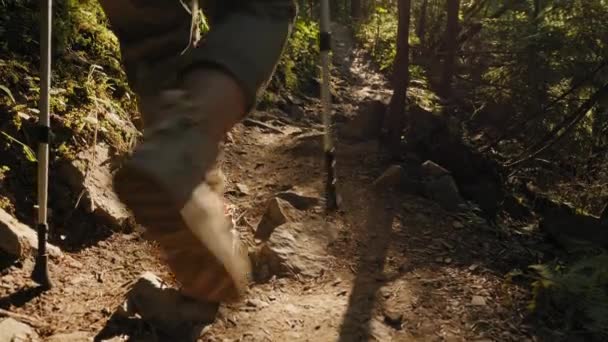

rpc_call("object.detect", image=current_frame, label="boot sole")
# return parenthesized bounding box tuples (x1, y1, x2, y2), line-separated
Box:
(113, 162, 244, 302)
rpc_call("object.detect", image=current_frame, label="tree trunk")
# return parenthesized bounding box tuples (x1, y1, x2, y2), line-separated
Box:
(415, 0, 428, 47)
(351, 0, 362, 19)
(384, 0, 411, 156)
(527, 0, 543, 117)
(439, 0, 460, 98)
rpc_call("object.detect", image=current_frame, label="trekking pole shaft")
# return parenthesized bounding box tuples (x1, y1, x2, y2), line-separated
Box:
(319, 0, 338, 210)
(39, 0, 51, 215)
(32, 0, 52, 289)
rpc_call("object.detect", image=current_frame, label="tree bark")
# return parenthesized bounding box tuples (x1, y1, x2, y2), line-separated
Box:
(439, 0, 460, 98)
(527, 0, 544, 118)
(457, 0, 523, 46)
(415, 0, 428, 47)
(351, 0, 362, 19)
(384, 0, 411, 156)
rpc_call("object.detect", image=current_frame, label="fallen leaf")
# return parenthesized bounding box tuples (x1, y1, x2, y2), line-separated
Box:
(471, 296, 487, 306)
(452, 221, 464, 229)
(236, 183, 250, 195)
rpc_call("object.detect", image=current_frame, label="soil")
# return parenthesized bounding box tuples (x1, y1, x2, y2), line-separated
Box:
(0, 24, 541, 342)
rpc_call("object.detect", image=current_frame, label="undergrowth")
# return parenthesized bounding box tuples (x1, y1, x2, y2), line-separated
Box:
(354, 6, 398, 72)
(353, 6, 427, 89)
(0, 3, 322, 215)
(0, 0, 137, 159)
(0, 0, 138, 219)
(529, 253, 608, 341)
(262, 16, 320, 105)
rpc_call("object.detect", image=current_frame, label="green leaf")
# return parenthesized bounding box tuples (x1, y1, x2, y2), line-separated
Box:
(0, 131, 36, 162)
(0, 84, 15, 104)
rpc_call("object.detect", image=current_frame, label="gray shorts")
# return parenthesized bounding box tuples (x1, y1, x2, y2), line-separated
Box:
(98, 0, 297, 110)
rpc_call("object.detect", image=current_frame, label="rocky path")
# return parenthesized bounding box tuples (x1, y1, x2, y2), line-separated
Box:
(0, 24, 537, 342)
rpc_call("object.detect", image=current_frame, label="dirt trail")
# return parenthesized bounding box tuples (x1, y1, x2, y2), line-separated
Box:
(1, 24, 536, 341)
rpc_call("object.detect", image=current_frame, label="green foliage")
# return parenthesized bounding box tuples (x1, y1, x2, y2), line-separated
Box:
(271, 17, 320, 93)
(355, 5, 398, 71)
(0, 0, 138, 214)
(459, 0, 608, 213)
(0, 84, 15, 104)
(0, 131, 36, 163)
(530, 254, 608, 339)
(0, 0, 137, 159)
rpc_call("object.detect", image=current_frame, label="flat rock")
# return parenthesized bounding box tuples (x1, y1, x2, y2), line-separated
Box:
(289, 105, 306, 120)
(340, 100, 387, 141)
(58, 144, 130, 231)
(383, 307, 404, 329)
(256, 221, 338, 279)
(471, 295, 487, 306)
(255, 198, 296, 240)
(235, 183, 250, 195)
(288, 132, 323, 157)
(46, 331, 92, 342)
(420, 160, 450, 178)
(0, 208, 61, 259)
(337, 140, 380, 158)
(119, 272, 218, 336)
(424, 175, 465, 212)
(373, 165, 404, 189)
(275, 190, 320, 210)
(0, 318, 39, 341)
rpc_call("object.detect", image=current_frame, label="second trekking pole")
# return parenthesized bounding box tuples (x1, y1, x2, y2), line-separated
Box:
(32, 0, 53, 289)
(319, 0, 339, 211)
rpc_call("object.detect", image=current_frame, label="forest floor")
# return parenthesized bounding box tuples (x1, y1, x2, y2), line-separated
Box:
(0, 24, 544, 342)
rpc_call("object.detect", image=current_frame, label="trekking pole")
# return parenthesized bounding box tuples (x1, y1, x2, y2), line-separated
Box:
(319, 0, 339, 210)
(32, 0, 53, 289)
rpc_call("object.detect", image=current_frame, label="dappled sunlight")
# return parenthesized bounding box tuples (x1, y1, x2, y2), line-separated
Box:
(1, 0, 606, 340)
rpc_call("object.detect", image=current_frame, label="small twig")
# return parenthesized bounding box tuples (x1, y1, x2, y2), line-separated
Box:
(0, 308, 45, 328)
(243, 118, 284, 134)
(234, 208, 250, 225)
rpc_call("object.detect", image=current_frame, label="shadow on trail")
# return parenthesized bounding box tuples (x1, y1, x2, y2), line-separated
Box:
(0, 286, 45, 309)
(96, 312, 212, 342)
(337, 190, 396, 341)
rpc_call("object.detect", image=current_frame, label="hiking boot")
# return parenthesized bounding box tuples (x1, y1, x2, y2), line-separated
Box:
(113, 69, 251, 303)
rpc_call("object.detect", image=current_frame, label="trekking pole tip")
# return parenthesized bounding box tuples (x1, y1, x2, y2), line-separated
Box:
(32, 255, 52, 290)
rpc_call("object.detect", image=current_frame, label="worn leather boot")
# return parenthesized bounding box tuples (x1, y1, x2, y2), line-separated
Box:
(113, 68, 251, 303)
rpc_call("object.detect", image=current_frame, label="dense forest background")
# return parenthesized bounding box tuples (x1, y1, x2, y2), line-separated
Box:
(1, 0, 608, 340)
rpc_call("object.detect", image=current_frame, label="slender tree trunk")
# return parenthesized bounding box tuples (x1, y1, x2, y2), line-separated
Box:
(439, 0, 460, 98)
(415, 0, 428, 47)
(384, 0, 411, 156)
(351, 0, 362, 19)
(527, 0, 544, 115)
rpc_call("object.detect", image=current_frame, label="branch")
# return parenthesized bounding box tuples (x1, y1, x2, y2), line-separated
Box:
(0, 308, 45, 328)
(481, 60, 608, 152)
(506, 81, 608, 168)
(457, 0, 524, 45)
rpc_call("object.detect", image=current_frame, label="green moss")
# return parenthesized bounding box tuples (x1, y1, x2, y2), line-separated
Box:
(1, 0, 137, 159)
(0, 195, 15, 215)
(57, 142, 77, 161)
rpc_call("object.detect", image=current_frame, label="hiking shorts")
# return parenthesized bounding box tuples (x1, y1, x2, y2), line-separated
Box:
(98, 0, 297, 110)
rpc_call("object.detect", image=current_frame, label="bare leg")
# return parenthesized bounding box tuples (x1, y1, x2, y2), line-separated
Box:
(100, 0, 297, 302)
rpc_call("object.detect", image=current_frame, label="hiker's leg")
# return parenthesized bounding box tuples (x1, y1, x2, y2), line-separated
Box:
(99, 0, 296, 118)
(99, 0, 296, 302)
